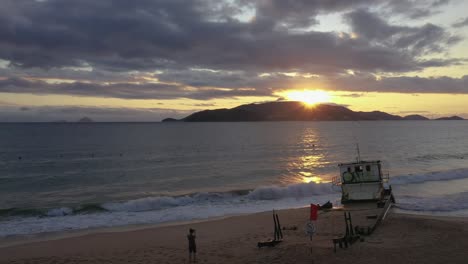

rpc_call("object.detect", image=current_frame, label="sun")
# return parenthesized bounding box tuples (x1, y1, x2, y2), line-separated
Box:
(284, 90, 331, 106)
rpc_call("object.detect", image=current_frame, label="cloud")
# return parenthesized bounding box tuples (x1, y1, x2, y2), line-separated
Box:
(339, 93, 365, 98)
(0, 77, 271, 100)
(381, 0, 451, 19)
(328, 74, 468, 94)
(0, 77, 185, 99)
(0, 0, 461, 75)
(3, 72, 468, 102)
(247, 0, 374, 29)
(398, 110, 430, 114)
(345, 9, 461, 56)
(452, 17, 468, 28)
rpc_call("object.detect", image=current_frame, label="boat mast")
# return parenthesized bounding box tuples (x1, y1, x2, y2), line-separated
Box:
(356, 143, 361, 163)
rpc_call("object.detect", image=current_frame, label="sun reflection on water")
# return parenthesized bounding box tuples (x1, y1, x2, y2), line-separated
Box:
(283, 154, 333, 184)
(301, 175, 330, 184)
(281, 128, 334, 185)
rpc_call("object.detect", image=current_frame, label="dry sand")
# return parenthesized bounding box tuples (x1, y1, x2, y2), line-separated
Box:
(1, 207, 467, 264)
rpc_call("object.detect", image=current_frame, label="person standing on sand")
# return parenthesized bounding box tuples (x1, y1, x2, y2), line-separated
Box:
(188, 228, 197, 262)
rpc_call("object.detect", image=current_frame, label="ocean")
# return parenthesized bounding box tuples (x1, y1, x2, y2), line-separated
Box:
(1, 121, 468, 237)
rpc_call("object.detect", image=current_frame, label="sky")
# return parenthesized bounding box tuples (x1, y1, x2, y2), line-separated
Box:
(0, 0, 468, 122)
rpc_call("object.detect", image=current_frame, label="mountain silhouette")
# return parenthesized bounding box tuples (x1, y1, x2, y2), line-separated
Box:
(402, 115, 429, 120)
(435, 116, 464, 120)
(163, 101, 464, 122)
(77, 117, 94, 123)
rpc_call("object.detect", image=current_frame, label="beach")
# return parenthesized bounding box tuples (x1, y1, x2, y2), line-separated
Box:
(1, 208, 467, 264)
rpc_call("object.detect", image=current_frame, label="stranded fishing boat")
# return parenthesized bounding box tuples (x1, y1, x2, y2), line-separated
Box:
(332, 146, 395, 204)
(336, 159, 394, 204)
(329, 152, 396, 251)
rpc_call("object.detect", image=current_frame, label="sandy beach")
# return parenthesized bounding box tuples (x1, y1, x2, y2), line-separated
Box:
(1, 207, 467, 264)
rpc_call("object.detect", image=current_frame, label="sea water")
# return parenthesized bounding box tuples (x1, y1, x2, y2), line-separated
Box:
(0, 121, 467, 236)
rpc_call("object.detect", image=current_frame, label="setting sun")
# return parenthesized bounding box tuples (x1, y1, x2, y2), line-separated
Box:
(283, 90, 331, 105)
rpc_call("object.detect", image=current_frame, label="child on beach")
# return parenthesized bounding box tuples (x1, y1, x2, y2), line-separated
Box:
(187, 228, 197, 262)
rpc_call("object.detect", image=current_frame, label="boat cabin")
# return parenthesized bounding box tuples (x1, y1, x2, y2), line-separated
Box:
(337, 160, 385, 203)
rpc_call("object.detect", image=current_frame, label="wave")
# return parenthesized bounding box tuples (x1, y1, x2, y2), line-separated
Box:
(3, 168, 468, 237)
(395, 192, 468, 212)
(0, 182, 335, 219)
(3, 167, 468, 220)
(101, 181, 335, 213)
(0, 183, 338, 237)
(0, 208, 44, 218)
(0, 203, 108, 218)
(408, 153, 467, 162)
(390, 168, 468, 185)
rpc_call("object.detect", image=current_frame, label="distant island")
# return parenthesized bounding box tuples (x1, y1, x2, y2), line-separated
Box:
(78, 117, 94, 123)
(435, 116, 464, 120)
(163, 101, 464, 122)
(161, 118, 179, 122)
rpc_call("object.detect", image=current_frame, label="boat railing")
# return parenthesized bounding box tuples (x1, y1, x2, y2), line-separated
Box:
(381, 171, 390, 183)
(333, 171, 389, 186)
(332, 176, 341, 186)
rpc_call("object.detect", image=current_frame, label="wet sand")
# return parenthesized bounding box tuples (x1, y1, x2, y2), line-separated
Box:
(1, 207, 467, 264)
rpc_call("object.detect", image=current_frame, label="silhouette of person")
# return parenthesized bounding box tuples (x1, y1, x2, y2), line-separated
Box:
(187, 228, 197, 262)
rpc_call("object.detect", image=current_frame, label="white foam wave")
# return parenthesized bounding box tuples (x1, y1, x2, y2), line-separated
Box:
(101, 182, 336, 213)
(46, 207, 73, 217)
(103, 196, 195, 212)
(102, 192, 242, 213)
(396, 192, 468, 212)
(391, 168, 468, 185)
(0, 194, 337, 237)
(4, 169, 468, 237)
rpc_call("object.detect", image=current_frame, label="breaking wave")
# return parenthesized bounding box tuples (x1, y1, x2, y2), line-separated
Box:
(395, 192, 468, 212)
(390, 168, 468, 185)
(2, 168, 468, 237)
(0, 182, 338, 236)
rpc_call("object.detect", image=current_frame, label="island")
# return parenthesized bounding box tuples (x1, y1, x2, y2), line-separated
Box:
(162, 101, 465, 122)
(435, 116, 464, 120)
(77, 117, 94, 123)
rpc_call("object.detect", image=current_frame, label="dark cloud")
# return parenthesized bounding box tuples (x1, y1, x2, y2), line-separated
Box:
(339, 93, 365, 98)
(248, 0, 374, 29)
(245, 0, 449, 28)
(398, 110, 430, 114)
(0, 77, 185, 99)
(3, 72, 468, 101)
(328, 74, 468, 94)
(452, 17, 468, 28)
(0, 77, 270, 100)
(381, 0, 451, 19)
(190, 103, 217, 107)
(0, 64, 159, 84)
(0, 0, 460, 75)
(156, 70, 306, 90)
(345, 9, 461, 56)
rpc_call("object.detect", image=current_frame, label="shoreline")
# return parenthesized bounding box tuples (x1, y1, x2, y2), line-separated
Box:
(0, 211, 258, 249)
(1, 206, 467, 248)
(2, 205, 467, 247)
(1, 207, 468, 263)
